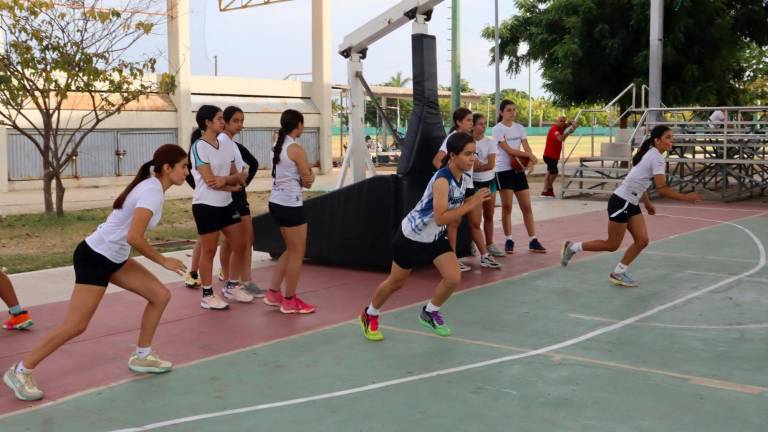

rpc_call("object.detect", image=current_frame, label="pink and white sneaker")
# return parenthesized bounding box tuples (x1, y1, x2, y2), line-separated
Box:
(263, 289, 284, 307)
(279, 296, 316, 314)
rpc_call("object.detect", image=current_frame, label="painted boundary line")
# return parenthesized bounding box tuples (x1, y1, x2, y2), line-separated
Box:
(106, 212, 767, 432)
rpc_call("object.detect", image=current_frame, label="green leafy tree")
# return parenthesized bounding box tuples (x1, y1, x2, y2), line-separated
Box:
(0, 1, 173, 216)
(737, 43, 768, 105)
(482, 0, 768, 110)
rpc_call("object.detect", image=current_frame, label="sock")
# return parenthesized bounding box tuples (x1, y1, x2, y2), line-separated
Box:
(570, 242, 583, 253)
(366, 304, 380, 316)
(190, 270, 199, 279)
(202, 286, 214, 297)
(482, 253, 490, 259)
(529, 236, 537, 242)
(135, 346, 152, 359)
(15, 362, 32, 374)
(505, 235, 513, 241)
(425, 301, 440, 313)
(9, 305, 22, 315)
(226, 280, 239, 288)
(614, 263, 629, 274)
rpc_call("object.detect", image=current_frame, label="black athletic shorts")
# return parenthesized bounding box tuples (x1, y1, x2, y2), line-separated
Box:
(607, 194, 642, 223)
(192, 202, 241, 235)
(496, 169, 529, 191)
(473, 178, 498, 193)
(269, 202, 306, 228)
(231, 190, 251, 216)
(543, 156, 559, 175)
(73, 241, 126, 287)
(392, 228, 453, 270)
(465, 187, 475, 198)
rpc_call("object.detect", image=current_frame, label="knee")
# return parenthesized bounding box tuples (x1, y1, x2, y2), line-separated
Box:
(389, 277, 407, 292)
(501, 203, 513, 214)
(64, 321, 88, 338)
(607, 242, 621, 252)
(443, 272, 461, 290)
(154, 286, 172, 305)
(636, 237, 650, 250)
(201, 244, 217, 258)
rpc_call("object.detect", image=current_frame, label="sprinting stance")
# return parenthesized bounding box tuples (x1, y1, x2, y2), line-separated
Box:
(360, 132, 491, 341)
(432, 107, 475, 272)
(4, 144, 189, 401)
(561, 125, 703, 286)
(190, 105, 254, 310)
(493, 99, 546, 254)
(542, 116, 576, 197)
(1, 270, 32, 330)
(472, 113, 505, 259)
(265, 109, 316, 314)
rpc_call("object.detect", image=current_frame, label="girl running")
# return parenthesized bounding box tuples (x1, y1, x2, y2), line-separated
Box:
(265, 109, 316, 314)
(471, 113, 503, 265)
(1, 271, 32, 330)
(432, 107, 475, 272)
(560, 125, 704, 286)
(359, 132, 491, 341)
(216, 106, 264, 297)
(4, 144, 189, 401)
(190, 105, 254, 310)
(493, 99, 546, 254)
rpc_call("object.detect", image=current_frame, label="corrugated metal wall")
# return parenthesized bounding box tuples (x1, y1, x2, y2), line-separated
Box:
(7, 129, 178, 180)
(236, 127, 319, 168)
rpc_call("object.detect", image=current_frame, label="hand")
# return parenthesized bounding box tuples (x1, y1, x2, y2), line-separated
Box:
(206, 176, 226, 189)
(527, 153, 538, 165)
(644, 202, 656, 215)
(469, 188, 492, 207)
(301, 173, 315, 188)
(686, 192, 704, 203)
(237, 171, 248, 185)
(161, 257, 187, 276)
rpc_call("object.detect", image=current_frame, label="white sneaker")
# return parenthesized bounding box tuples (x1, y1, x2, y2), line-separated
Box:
(200, 294, 230, 310)
(217, 269, 225, 281)
(480, 254, 502, 269)
(3, 364, 43, 401)
(223, 284, 254, 303)
(128, 351, 173, 374)
(487, 244, 506, 257)
(458, 261, 472, 272)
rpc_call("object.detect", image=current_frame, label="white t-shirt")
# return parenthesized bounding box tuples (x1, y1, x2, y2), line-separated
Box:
(438, 131, 474, 188)
(614, 147, 666, 205)
(708, 110, 725, 128)
(85, 177, 164, 263)
(269, 136, 303, 207)
(492, 122, 527, 172)
(473, 136, 498, 182)
(190, 138, 237, 207)
(218, 132, 245, 172)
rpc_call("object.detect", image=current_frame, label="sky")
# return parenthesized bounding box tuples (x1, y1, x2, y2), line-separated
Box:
(137, 0, 546, 97)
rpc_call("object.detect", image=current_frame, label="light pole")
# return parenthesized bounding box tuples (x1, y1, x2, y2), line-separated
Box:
(494, 0, 500, 114)
(451, 0, 461, 113)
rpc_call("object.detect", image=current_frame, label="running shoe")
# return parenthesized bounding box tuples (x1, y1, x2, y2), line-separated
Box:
(263, 289, 284, 307)
(217, 269, 225, 282)
(529, 239, 547, 253)
(128, 351, 173, 374)
(3, 311, 33, 330)
(223, 283, 254, 303)
(479, 255, 502, 269)
(280, 296, 316, 314)
(419, 307, 451, 337)
(487, 244, 506, 257)
(184, 271, 201, 288)
(359, 308, 384, 341)
(540, 189, 555, 198)
(561, 240, 576, 267)
(504, 239, 515, 254)
(3, 364, 43, 401)
(609, 272, 638, 287)
(458, 261, 472, 272)
(243, 281, 266, 298)
(200, 294, 230, 310)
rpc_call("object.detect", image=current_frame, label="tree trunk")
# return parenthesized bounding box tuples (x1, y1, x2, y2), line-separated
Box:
(42, 170, 54, 215)
(54, 172, 66, 217)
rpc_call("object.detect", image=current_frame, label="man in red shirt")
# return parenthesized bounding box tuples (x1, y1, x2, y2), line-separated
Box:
(542, 116, 576, 197)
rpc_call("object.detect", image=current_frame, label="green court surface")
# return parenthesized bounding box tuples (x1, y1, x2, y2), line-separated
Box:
(2, 215, 766, 432)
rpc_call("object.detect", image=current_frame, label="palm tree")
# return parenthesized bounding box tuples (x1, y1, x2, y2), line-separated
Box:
(382, 72, 412, 129)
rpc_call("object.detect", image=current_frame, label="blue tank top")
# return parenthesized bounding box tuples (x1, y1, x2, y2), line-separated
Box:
(401, 167, 468, 243)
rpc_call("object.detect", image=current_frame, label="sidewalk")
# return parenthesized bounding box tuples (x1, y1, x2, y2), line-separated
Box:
(0, 164, 580, 216)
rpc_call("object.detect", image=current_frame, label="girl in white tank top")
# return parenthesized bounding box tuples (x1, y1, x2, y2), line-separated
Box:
(269, 135, 303, 207)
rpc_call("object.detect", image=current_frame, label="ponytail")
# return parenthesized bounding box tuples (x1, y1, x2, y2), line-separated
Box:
(272, 128, 288, 178)
(441, 132, 474, 168)
(272, 109, 305, 178)
(632, 125, 670, 165)
(113, 144, 188, 209)
(190, 128, 202, 146)
(449, 107, 472, 133)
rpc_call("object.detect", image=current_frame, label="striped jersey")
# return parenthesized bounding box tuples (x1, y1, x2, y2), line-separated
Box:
(402, 167, 469, 243)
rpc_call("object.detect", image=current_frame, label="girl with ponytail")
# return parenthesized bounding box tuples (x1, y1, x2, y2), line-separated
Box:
(265, 109, 317, 314)
(561, 125, 704, 287)
(5, 144, 189, 402)
(431, 107, 475, 272)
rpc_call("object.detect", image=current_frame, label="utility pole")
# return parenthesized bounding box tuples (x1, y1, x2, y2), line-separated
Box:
(213, 55, 218, 76)
(649, 0, 663, 121)
(528, 60, 532, 127)
(494, 0, 500, 114)
(450, 0, 460, 113)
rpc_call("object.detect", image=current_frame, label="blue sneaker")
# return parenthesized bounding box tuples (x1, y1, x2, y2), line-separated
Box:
(529, 238, 547, 253)
(504, 239, 515, 254)
(561, 241, 576, 267)
(609, 272, 638, 287)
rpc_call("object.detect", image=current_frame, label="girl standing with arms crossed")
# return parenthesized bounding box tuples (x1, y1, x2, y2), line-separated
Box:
(4, 144, 189, 401)
(471, 113, 503, 267)
(360, 132, 491, 341)
(561, 125, 703, 286)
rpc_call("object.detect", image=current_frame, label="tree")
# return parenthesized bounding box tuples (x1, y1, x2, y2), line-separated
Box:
(482, 0, 768, 109)
(0, 1, 173, 216)
(737, 43, 768, 105)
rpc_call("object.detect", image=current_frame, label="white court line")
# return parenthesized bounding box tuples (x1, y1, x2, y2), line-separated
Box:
(568, 314, 768, 330)
(645, 251, 757, 264)
(684, 270, 768, 284)
(107, 212, 767, 432)
(653, 204, 763, 213)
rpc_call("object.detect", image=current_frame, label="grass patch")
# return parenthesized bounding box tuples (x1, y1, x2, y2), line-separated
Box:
(0, 191, 321, 274)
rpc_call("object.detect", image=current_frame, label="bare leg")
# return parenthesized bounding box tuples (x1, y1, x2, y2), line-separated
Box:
(499, 189, 515, 237)
(446, 222, 459, 251)
(468, 204, 487, 255)
(430, 252, 462, 307)
(514, 189, 536, 237)
(619, 214, 650, 266)
(0, 271, 20, 309)
(219, 238, 231, 281)
(198, 231, 220, 287)
(482, 193, 496, 246)
(370, 262, 411, 309)
(189, 241, 202, 274)
(221, 222, 247, 283)
(582, 221, 628, 252)
(270, 224, 307, 297)
(235, 216, 254, 282)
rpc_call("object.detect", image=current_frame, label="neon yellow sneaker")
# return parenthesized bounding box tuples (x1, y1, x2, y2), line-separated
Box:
(359, 308, 383, 341)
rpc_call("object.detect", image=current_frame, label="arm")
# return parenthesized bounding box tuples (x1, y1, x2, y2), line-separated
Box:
(520, 138, 538, 164)
(432, 178, 491, 226)
(474, 153, 496, 172)
(287, 143, 315, 188)
(126, 208, 186, 275)
(653, 174, 703, 202)
(640, 192, 656, 215)
(238, 144, 259, 186)
(498, 141, 531, 159)
(432, 150, 447, 170)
